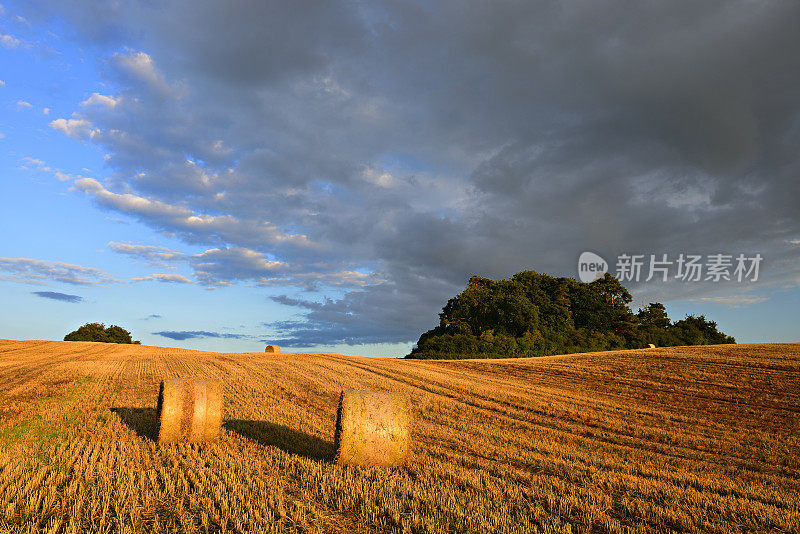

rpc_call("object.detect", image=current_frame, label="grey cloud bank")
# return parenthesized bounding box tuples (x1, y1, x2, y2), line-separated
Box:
(27, 0, 800, 345)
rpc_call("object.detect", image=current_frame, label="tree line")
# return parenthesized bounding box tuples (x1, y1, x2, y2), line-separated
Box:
(64, 323, 140, 344)
(406, 271, 734, 359)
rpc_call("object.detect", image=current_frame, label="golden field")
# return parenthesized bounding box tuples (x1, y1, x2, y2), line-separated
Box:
(0, 339, 798, 533)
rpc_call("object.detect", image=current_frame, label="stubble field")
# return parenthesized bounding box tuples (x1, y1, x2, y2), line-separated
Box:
(0, 339, 798, 533)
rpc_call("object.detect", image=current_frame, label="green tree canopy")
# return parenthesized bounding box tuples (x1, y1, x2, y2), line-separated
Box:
(64, 323, 140, 344)
(637, 302, 671, 329)
(407, 270, 734, 359)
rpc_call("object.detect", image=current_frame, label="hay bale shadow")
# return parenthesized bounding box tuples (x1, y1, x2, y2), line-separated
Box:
(224, 420, 334, 462)
(111, 407, 159, 441)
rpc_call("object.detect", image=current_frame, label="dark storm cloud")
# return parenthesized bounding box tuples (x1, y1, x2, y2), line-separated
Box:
(32, 291, 83, 303)
(267, 271, 461, 346)
(153, 330, 250, 341)
(27, 0, 800, 344)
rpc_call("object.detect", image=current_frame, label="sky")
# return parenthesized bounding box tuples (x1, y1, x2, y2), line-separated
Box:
(1, 1, 798, 357)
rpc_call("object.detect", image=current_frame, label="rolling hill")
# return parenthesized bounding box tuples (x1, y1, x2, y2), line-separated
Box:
(1, 339, 798, 533)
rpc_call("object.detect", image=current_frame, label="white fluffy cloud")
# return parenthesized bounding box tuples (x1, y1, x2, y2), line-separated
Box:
(81, 93, 119, 108)
(50, 118, 93, 139)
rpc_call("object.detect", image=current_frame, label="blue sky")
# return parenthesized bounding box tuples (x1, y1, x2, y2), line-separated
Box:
(1, 1, 798, 356)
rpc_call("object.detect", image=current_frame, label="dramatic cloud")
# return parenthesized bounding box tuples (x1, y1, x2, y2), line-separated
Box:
(110, 241, 382, 290)
(75, 178, 315, 250)
(190, 247, 287, 286)
(32, 291, 83, 303)
(28, 0, 800, 345)
(267, 272, 455, 346)
(153, 330, 250, 341)
(0, 257, 117, 285)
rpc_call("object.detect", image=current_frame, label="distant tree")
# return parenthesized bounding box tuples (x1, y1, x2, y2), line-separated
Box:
(64, 323, 140, 344)
(637, 302, 671, 329)
(407, 270, 734, 359)
(64, 322, 108, 342)
(669, 315, 735, 345)
(105, 325, 134, 344)
(591, 273, 633, 309)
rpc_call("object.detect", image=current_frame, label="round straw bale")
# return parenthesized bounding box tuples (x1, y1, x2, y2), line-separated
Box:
(334, 390, 411, 467)
(648, 343, 656, 349)
(156, 378, 222, 444)
(264, 345, 281, 353)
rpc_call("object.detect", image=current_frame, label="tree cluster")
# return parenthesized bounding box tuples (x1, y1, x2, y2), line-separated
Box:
(64, 323, 140, 344)
(407, 271, 734, 359)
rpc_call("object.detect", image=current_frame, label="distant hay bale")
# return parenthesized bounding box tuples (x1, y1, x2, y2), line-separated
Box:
(156, 378, 222, 444)
(648, 343, 656, 349)
(264, 345, 281, 353)
(334, 390, 411, 467)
